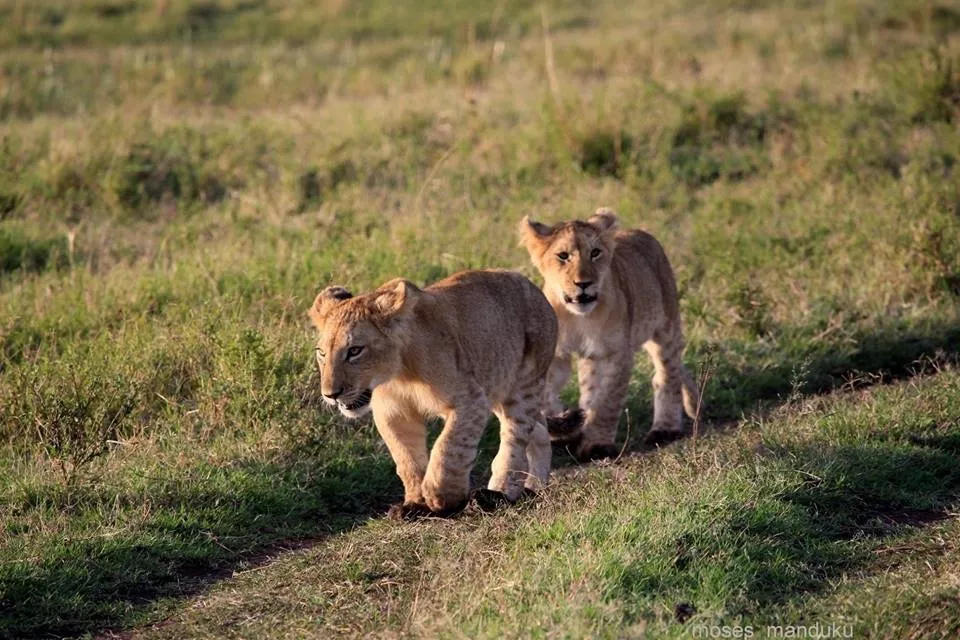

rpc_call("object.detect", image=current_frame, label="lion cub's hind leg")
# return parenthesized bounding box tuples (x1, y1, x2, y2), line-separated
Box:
(421, 389, 489, 514)
(642, 330, 688, 446)
(488, 401, 530, 502)
(490, 389, 550, 501)
(543, 354, 572, 417)
(524, 418, 551, 492)
(491, 354, 553, 501)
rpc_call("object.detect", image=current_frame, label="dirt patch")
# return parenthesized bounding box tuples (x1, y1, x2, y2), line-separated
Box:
(95, 537, 327, 640)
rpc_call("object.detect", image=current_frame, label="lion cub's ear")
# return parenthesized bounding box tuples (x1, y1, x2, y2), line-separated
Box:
(371, 278, 420, 322)
(519, 216, 554, 258)
(588, 207, 619, 233)
(309, 286, 353, 326)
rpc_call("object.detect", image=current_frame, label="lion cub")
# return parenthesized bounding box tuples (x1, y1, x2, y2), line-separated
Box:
(308, 270, 558, 518)
(520, 208, 700, 460)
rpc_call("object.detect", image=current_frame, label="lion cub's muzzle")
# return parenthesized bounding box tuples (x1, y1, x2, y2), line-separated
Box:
(334, 388, 373, 418)
(562, 279, 599, 312)
(562, 285, 599, 315)
(563, 292, 598, 305)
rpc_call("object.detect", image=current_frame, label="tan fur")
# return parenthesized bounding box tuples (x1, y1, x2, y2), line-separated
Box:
(520, 208, 700, 458)
(309, 270, 558, 514)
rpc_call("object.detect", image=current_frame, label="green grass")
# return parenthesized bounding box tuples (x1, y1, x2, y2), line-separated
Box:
(1, 0, 959, 637)
(133, 369, 960, 639)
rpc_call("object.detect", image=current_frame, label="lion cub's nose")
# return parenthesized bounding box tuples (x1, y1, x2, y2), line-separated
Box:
(323, 388, 344, 401)
(574, 281, 593, 291)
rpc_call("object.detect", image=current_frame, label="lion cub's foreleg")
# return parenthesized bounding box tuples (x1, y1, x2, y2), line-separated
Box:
(372, 401, 429, 506)
(575, 353, 633, 460)
(421, 391, 488, 513)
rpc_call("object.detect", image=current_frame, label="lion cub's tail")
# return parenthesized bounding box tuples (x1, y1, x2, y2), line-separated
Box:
(545, 408, 585, 443)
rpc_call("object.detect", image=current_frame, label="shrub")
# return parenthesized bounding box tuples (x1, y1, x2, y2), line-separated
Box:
(111, 129, 233, 215)
(1, 367, 139, 481)
(577, 129, 635, 178)
(0, 186, 22, 220)
(727, 282, 774, 338)
(295, 160, 358, 212)
(0, 227, 67, 275)
(911, 50, 960, 124)
(668, 93, 775, 187)
(92, 2, 137, 19)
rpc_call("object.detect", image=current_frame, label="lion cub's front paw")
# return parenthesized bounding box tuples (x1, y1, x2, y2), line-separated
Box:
(421, 480, 469, 516)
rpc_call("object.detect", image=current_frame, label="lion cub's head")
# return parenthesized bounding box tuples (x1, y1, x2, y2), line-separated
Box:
(520, 208, 618, 316)
(308, 279, 419, 418)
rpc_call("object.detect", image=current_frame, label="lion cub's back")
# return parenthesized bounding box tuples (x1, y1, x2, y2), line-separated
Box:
(427, 269, 558, 386)
(612, 229, 681, 325)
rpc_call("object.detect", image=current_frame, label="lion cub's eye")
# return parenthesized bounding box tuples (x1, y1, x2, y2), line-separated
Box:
(346, 345, 364, 360)
(556, 251, 570, 262)
(315, 347, 326, 359)
(590, 248, 602, 260)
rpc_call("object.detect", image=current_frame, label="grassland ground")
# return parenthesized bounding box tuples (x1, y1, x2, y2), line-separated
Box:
(1, 0, 960, 637)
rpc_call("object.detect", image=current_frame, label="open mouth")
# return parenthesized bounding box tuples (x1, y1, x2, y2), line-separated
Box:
(563, 293, 598, 305)
(341, 389, 372, 411)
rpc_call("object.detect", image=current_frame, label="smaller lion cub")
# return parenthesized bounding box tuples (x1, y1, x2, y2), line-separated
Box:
(308, 270, 558, 518)
(520, 208, 700, 460)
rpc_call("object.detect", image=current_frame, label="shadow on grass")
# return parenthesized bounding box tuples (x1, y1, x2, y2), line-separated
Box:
(0, 453, 400, 638)
(589, 321, 960, 460)
(609, 440, 960, 617)
(696, 323, 960, 421)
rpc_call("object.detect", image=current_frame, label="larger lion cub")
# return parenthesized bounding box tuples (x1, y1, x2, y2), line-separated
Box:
(309, 270, 558, 518)
(520, 208, 700, 460)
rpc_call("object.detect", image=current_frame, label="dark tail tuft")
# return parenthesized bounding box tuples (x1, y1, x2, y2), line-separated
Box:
(643, 429, 686, 448)
(546, 408, 585, 442)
